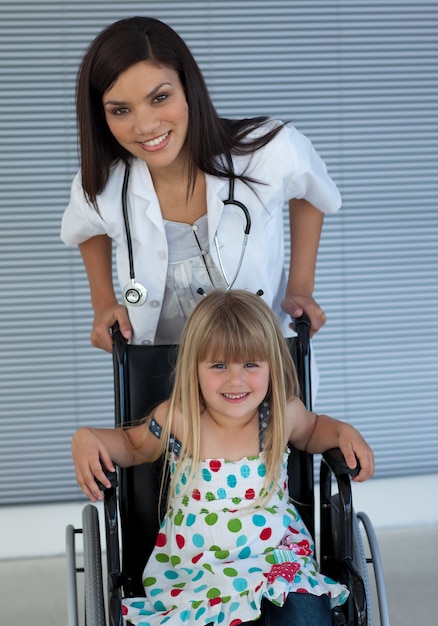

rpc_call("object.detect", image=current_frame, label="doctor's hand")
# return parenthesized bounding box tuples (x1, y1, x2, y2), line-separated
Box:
(91, 303, 132, 352)
(281, 293, 327, 337)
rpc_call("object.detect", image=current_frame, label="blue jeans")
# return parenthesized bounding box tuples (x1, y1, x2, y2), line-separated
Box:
(241, 593, 334, 626)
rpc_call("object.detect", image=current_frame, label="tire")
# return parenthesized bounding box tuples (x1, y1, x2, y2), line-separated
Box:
(352, 510, 373, 626)
(356, 512, 391, 626)
(65, 524, 79, 626)
(82, 504, 106, 626)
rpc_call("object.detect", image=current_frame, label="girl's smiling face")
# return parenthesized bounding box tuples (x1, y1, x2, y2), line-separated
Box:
(102, 60, 189, 174)
(198, 359, 270, 423)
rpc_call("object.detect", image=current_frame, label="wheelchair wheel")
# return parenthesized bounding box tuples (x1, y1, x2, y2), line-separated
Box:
(356, 512, 391, 626)
(66, 524, 79, 626)
(82, 504, 106, 626)
(352, 509, 373, 626)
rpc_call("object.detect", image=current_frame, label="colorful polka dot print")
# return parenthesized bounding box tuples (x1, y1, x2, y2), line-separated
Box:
(122, 451, 348, 624)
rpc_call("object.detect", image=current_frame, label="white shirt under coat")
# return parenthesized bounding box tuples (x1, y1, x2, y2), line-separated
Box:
(61, 123, 341, 345)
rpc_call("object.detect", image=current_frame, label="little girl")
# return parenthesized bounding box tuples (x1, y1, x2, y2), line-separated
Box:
(72, 290, 374, 626)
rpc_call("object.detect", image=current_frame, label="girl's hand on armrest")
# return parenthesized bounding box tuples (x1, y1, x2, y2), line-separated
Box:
(338, 425, 374, 482)
(71, 428, 116, 501)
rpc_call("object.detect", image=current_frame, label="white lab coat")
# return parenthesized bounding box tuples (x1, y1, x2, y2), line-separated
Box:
(61, 123, 341, 345)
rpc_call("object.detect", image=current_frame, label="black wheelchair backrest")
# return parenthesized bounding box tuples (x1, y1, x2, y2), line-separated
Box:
(112, 318, 315, 598)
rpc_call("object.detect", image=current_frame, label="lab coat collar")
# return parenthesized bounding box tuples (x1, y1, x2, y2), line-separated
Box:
(126, 160, 164, 232)
(122, 159, 228, 238)
(127, 159, 154, 203)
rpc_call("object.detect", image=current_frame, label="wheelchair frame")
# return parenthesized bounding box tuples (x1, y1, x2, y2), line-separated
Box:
(66, 318, 390, 626)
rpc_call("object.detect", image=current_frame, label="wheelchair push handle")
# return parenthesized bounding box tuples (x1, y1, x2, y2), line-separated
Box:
(291, 312, 311, 353)
(111, 321, 126, 343)
(111, 321, 129, 365)
(293, 310, 311, 331)
(291, 312, 312, 410)
(95, 466, 119, 493)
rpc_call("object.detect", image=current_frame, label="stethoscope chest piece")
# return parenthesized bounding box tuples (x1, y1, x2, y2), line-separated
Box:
(123, 280, 148, 306)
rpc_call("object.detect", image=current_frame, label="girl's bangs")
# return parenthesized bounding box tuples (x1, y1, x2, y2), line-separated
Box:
(199, 322, 269, 363)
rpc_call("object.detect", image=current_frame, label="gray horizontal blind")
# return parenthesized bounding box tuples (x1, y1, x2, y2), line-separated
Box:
(0, 0, 437, 504)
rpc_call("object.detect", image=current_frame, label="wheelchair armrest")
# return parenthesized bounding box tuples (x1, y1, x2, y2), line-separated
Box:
(322, 447, 360, 478)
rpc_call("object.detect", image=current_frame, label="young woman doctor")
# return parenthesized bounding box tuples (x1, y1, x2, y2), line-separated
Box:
(61, 16, 341, 352)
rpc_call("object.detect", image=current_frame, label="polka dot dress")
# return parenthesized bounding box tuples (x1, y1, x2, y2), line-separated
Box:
(122, 450, 349, 625)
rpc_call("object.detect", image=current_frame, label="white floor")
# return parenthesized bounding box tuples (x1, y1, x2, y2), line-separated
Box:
(1, 525, 437, 625)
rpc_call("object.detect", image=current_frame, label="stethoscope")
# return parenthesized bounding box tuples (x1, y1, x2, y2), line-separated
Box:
(121, 163, 252, 306)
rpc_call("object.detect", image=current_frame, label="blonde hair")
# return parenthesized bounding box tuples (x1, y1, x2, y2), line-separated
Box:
(155, 290, 300, 506)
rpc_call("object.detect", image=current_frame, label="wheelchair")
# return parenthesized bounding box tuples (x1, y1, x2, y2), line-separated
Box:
(66, 316, 390, 626)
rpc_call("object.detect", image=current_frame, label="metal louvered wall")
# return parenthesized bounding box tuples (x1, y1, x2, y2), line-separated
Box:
(0, 1, 437, 504)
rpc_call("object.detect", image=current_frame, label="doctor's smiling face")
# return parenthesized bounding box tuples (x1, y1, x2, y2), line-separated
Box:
(102, 61, 190, 174)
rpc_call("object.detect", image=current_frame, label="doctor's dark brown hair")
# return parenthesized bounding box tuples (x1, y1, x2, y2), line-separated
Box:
(76, 16, 285, 208)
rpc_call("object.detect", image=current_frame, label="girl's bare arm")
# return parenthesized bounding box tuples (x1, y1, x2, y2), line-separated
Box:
(286, 399, 374, 482)
(71, 419, 162, 502)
